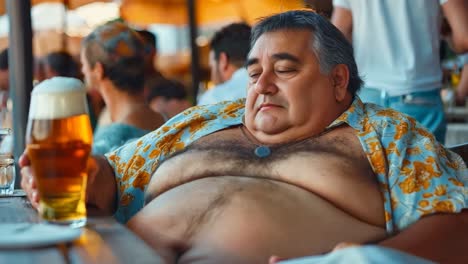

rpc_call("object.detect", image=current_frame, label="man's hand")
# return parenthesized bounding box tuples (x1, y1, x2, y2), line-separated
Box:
(332, 242, 361, 251)
(19, 152, 39, 209)
(20, 152, 117, 215)
(82, 155, 118, 215)
(19, 151, 101, 210)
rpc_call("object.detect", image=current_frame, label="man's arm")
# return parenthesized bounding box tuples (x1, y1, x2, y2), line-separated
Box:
(331, 7, 353, 42)
(269, 212, 468, 264)
(456, 63, 468, 105)
(378, 210, 468, 263)
(442, 0, 468, 53)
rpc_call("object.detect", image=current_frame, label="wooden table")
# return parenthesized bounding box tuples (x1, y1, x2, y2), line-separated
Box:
(0, 195, 164, 264)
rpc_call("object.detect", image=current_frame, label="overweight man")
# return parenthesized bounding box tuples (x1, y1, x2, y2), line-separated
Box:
(21, 10, 467, 264)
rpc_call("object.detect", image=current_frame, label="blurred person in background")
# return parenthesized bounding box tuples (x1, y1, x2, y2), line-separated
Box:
(197, 23, 251, 105)
(33, 57, 46, 85)
(81, 22, 165, 155)
(0, 48, 10, 128)
(95, 28, 165, 128)
(42, 51, 81, 79)
(136, 29, 163, 79)
(332, 0, 468, 143)
(455, 53, 468, 106)
(146, 78, 191, 120)
(41, 50, 102, 130)
(0, 48, 9, 94)
(136, 29, 170, 98)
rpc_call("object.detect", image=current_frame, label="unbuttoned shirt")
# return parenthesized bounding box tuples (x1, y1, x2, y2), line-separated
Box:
(106, 97, 467, 234)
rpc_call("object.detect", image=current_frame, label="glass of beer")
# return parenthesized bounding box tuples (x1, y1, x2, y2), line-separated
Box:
(26, 77, 92, 228)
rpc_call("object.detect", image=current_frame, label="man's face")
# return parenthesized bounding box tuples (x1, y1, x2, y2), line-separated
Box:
(244, 29, 343, 144)
(209, 50, 223, 85)
(80, 50, 98, 90)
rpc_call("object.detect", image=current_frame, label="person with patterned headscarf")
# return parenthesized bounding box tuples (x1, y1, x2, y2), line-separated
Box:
(80, 22, 165, 155)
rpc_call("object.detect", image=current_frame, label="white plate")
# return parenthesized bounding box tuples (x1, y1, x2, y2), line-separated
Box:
(0, 223, 82, 248)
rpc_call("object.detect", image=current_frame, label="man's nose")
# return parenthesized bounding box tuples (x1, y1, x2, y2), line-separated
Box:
(254, 72, 278, 95)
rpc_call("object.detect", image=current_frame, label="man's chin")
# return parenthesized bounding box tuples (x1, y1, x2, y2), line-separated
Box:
(254, 122, 287, 137)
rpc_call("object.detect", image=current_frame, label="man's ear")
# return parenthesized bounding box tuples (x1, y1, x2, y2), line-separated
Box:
(94, 62, 105, 80)
(330, 64, 349, 102)
(218, 52, 229, 71)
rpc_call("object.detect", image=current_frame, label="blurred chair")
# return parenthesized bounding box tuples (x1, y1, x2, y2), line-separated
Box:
(449, 143, 468, 164)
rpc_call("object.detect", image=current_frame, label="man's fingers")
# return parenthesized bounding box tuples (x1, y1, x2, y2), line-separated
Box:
(18, 151, 30, 167)
(29, 173, 36, 189)
(31, 190, 39, 209)
(333, 242, 360, 251)
(20, 166, 39, 210)
(20, 167, 31, 189)
(20, 167, 35, 187)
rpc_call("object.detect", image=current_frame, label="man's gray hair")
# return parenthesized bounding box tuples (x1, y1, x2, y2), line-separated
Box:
(251, 10, 363, 97)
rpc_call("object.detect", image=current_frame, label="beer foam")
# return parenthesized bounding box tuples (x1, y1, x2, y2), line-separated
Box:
(29, 77, 89, 119)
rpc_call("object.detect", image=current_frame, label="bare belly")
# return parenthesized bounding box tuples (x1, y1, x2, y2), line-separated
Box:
(128, 176, 387, 264)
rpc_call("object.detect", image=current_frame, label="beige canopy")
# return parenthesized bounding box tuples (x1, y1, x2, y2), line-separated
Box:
(0, 0, 111, 15)
(120, 0, 305, 25)
(1, 0, 305, 25)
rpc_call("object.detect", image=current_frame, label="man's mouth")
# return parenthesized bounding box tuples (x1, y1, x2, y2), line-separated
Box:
(259, 103, 281, 111)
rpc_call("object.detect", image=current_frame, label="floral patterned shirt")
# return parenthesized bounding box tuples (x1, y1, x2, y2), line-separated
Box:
(106, 97, 467, 233)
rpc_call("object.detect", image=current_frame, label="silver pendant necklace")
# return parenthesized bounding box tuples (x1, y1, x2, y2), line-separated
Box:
(254, 145, 272, 158)
(239, 125, 272, 158)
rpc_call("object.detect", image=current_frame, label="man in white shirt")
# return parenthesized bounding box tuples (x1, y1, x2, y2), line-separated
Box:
(197, 23, 251, 105)
(332, 0, 468, 143)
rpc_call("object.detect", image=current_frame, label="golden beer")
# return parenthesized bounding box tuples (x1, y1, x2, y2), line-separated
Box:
(26, 77, 92, 227)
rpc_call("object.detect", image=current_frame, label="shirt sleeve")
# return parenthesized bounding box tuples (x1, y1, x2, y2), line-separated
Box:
(332, 0, 351, 9)
(378, 113, 468, 230)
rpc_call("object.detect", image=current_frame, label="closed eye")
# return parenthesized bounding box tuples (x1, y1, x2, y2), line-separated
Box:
(248, 72, 261, 83)
(276, 69, 297, 76)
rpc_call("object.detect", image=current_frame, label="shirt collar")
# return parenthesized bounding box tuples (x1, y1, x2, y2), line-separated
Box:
(327, 96, 365, 130)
